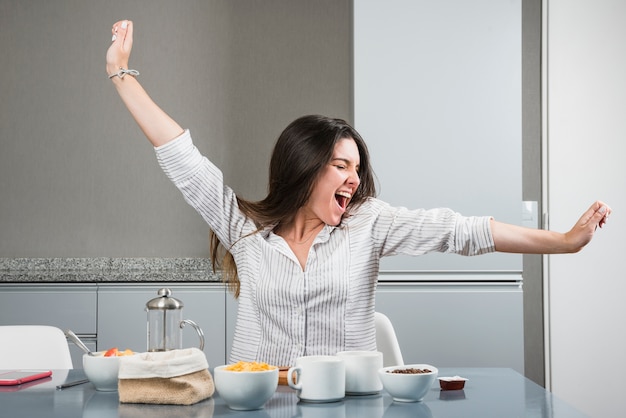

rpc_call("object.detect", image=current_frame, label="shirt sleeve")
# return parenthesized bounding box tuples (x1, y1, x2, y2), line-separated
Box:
(364, 199, 495, 257)
(153, 130, 251, 247)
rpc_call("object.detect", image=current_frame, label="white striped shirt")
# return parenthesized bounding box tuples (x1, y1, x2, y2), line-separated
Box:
(155, 130, 495, 366)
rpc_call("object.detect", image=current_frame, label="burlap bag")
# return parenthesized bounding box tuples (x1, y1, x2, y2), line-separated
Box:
(118, 399, 214, 418)
(118, 348, 215, 405)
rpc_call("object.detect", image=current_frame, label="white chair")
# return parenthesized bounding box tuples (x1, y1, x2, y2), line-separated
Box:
(375, 312, 404, 367)
(0, 325, 73, 369)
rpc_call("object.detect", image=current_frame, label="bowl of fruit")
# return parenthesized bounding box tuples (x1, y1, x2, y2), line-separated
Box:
(83, 347, 134, 391)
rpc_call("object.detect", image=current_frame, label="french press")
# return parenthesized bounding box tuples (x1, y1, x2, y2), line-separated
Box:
(146, 288, 205, 352)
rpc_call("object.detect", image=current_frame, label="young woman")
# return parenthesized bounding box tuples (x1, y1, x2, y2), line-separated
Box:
(106, 20, 611, 366)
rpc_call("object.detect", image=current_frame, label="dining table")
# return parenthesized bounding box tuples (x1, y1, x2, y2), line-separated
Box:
(0, 367, 589, 418)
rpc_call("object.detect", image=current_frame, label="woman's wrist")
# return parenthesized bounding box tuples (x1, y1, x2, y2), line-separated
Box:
(107, 63, 120, 74)
(108, 67, 140, 79)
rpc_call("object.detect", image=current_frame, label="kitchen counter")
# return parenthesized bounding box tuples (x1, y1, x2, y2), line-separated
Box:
(0, 258, 221, 282)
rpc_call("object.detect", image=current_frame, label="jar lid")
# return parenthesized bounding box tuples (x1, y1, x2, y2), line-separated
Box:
(146, 288, 184, 310)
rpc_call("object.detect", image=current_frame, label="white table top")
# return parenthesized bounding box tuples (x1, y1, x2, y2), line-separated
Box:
(0, 367, 589, 418)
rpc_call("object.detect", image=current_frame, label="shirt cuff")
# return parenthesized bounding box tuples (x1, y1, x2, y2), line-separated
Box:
(154, 129, 204, 185)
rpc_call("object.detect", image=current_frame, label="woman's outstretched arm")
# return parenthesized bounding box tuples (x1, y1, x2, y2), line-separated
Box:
(106, 20, 183, 147)
(491, 200, 611, 254)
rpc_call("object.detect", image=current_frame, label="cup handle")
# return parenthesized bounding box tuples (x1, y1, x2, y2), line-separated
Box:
(180, 319, 205, 351)
(287, 366, 302, 390)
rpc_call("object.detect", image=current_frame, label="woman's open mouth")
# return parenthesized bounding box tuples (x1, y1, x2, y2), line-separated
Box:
(335, 191, 351, 210)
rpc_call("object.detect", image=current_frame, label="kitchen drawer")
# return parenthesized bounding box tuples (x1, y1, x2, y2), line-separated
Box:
(0, 284, 97, 334)
(376, 282, 524, 373)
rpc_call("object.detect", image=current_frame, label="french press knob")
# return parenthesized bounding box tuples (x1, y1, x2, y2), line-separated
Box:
(145, 288, 205, 352)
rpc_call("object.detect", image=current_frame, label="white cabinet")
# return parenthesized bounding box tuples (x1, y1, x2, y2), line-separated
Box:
(376, 283, 524, 373)
(354, 0, 523, 273)
(97, 284, 227, 369)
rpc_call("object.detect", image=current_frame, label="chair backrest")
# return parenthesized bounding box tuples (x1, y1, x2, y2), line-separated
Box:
(0, 325, 73, 369)
(374, 312, 404, 367)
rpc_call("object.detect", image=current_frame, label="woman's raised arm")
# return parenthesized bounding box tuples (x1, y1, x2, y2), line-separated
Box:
(106, 20, 183, 147)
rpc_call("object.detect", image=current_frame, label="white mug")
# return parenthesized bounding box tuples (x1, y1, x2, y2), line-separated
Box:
(287, 355, 345, 402)
(336, 351, 383, 395)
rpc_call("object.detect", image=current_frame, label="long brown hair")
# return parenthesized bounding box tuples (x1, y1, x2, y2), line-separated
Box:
(211, 115, 377, 297)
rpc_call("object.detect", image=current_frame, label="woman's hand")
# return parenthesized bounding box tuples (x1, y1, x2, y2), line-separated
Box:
(106, 20, 133, 77)
(562, 200, 612, 252)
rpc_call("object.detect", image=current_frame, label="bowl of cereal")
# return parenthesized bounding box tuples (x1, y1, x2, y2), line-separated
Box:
(378, 364, 438, 402)
(214, 361, 279, 410)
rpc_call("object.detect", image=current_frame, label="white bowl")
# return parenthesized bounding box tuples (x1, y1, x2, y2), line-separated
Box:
(214, 365, 278, 410)
(378, 364, 438, 402)
(83, 352, 120, 392)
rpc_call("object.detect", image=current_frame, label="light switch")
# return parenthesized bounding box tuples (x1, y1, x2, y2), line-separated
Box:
(522, 201, 538, 228)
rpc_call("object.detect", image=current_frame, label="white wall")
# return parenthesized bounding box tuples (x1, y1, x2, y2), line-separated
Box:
(545, 1, 626, 417)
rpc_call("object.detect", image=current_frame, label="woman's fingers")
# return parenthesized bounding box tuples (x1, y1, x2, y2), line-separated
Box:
(111, 20, 132, 46)
(106, 20, 133, 75)
(111, 20, 123, 42)
(588, 201, 611, 228)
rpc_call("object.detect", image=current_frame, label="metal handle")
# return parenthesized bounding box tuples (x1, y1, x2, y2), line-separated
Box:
(64, 329, 94, 356)
(180, 319, 205, 351)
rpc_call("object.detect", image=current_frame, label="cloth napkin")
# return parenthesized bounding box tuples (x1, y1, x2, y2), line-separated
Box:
(118, 348, 214, 405)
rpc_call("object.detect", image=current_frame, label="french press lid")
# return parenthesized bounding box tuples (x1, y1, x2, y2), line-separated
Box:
(146, 288, 184, 310)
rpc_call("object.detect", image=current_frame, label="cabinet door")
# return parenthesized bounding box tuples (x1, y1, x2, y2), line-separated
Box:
(0, 284, 97, 333)
(0, 284, 98, 368)
(376, 283, 524, 373)
(97, 284, 226, 369)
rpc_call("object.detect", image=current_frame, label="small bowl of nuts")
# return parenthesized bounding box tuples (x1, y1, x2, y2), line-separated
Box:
(378, 364, 438, 402)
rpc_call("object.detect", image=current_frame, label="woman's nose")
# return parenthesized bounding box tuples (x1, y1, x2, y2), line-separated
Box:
(347, 168, 360, 187)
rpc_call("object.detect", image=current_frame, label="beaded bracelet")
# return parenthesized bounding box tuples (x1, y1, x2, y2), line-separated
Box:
(108, 67, 140, 79)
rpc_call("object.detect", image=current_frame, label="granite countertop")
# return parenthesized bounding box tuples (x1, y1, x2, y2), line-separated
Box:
(0, 258, 221, 283)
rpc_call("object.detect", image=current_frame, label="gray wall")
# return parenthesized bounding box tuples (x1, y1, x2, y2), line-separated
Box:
(0, 0, 352, 257)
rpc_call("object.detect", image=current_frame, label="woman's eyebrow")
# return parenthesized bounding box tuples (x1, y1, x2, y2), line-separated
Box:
(332, 157, 360, 170)
(332, 157, 355, 164)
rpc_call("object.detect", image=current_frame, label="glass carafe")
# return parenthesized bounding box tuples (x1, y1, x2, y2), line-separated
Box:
(146, 288, 205, 352)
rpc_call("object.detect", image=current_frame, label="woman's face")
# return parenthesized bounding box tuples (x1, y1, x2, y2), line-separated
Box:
(303, 137, 361, 226)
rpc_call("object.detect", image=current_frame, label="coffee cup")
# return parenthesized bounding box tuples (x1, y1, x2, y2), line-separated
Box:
(287, 355, 345, 402)
(336, 351, 383, 395)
